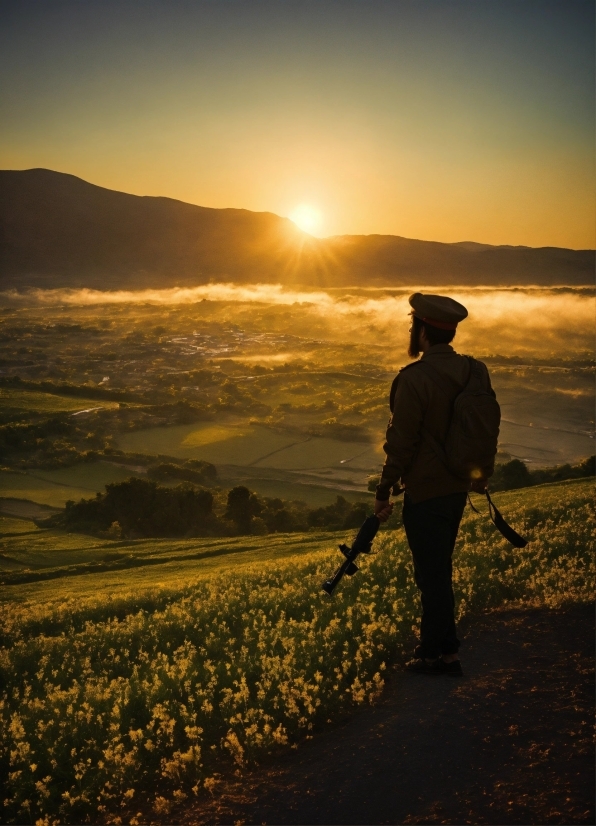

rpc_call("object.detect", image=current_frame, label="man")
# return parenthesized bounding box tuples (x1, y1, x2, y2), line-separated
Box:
(375, 292, 495, 676)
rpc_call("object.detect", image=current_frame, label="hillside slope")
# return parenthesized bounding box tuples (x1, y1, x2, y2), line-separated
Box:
(1, 168, 593, 289)
(0, 478, 593, 824)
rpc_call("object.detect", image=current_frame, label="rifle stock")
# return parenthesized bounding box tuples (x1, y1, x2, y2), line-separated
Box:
(322, 514, 380, 595)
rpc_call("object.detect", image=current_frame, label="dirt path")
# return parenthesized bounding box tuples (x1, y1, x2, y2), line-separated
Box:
(186, 603, 594, 825)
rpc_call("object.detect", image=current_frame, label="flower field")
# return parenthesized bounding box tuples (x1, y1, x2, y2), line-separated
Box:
(0, 478, 594, 824)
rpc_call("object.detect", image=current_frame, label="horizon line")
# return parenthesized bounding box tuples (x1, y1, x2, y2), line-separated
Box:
(3, 166, 594, 253)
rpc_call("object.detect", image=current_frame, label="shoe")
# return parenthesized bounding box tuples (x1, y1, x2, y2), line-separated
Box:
(427, 658, 463, 677)
(405, 657, 436, 673)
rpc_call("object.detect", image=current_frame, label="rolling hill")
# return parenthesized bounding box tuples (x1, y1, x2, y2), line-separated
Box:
(0, 168, 593, 289)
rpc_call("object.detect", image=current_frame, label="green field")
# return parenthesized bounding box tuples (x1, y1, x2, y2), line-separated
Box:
(0, 527, 336, 601)
(116, 421, 381, 504)
(0, 461, 138, 508)
(117, 421, 380, 470)
(1, 478, 593, 824)
(0, 514, 42, 536)
(25, 460, 138, 491)
(0, 469, 96, 507)
(0, 387, 119, 414)
(221, 472, 373, 506)
(0, 460, 371, 513)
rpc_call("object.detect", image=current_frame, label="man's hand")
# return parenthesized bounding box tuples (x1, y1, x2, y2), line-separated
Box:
(469, 478, 488, 494)
(374, 498, 394, 523)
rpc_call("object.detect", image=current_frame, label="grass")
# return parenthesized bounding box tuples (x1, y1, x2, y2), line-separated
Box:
(0, 387, 119, 414)
(0, 514, 41, 536)
(254, 437, 378, 471)
(0, 478, 593, 824)
(0, 469, 98, 508)
(222, 473, 373, 506)
(0, 530, 335, 598)
(26, 461, 139, 492)
(180, 424, 254, 448)
(0, 463, 143, 509)
(0, 460, 371, 512)
(117, 422, 379, 470)
(117, 423, 298, 464)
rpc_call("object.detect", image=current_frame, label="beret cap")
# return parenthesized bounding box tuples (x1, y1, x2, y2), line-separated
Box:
(409, 292, 468, 330)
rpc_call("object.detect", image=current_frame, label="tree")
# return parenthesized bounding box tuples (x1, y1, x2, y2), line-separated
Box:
(225, 486, 263, 533)
(491, 459, 532, 491)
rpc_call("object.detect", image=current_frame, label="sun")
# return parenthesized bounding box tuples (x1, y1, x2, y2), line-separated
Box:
(289, 204, 322, 235)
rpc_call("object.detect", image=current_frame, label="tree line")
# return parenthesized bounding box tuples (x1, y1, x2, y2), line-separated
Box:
(488, 455, 594, 491)
(48, 479, 371, 539)
(367, 456, 595, 493)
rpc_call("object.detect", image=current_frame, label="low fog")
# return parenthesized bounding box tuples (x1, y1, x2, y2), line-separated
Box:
(3, 284, 593, 359)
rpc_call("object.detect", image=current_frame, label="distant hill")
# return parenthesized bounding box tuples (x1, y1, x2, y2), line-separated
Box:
(0, 168, 593, 289)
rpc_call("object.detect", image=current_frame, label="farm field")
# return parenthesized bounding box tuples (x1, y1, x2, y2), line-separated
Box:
(0, 513, 42, 536)
(0, 461, 143, 509)
(0, 386, 119, 414)
(117, 415, 595, 495)
(216, 469, 372, 506)
(117, 420, 381, 501)
(0, 478, 593, 824)
(1, 5, 595, 819)
(117, 422, 303, 464)
(116, 421, 378, 471)
(23, 461, 137, 491)
(0, 469, 98, 508)
(0, 460, 371, 512)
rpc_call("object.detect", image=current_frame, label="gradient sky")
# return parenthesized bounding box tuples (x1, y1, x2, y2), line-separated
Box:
(0, 0, 594, 248)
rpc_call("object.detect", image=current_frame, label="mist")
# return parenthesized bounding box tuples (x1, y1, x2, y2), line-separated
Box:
(3, 284, 593, 359)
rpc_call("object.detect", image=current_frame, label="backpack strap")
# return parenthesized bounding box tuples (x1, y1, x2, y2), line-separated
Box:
(467, 493, 481, 513)
(468, 491, 529, 547)
(485, 490, 528, 548)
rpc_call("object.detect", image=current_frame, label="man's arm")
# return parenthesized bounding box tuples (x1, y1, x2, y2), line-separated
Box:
(375, 369, 425, 505)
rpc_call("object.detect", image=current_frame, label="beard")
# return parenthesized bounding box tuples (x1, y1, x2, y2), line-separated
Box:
(408, 317, 421, 359)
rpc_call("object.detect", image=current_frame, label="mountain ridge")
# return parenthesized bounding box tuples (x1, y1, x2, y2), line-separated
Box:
(1, 168, 593, 289)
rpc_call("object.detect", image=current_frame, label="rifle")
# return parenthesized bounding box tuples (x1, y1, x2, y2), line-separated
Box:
(321, 514, 380, 595)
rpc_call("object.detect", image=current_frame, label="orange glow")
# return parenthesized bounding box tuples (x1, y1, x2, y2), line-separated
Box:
(289, 204, 323, 235)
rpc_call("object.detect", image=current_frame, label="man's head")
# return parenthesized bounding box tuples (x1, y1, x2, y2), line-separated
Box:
(407, 293, 468, 359)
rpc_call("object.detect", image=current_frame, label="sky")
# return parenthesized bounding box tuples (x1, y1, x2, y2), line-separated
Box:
(0, 0, 594, 248)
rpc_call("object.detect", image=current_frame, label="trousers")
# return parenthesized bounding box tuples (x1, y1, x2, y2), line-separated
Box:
(402, 490, 467, 658)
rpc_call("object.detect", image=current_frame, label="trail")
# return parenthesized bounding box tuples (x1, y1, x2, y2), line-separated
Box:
(247, 437, 312, 467)
(186, 603, 594, 825)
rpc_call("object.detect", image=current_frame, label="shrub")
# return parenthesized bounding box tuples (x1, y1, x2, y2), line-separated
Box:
(147, 460, 217, 485)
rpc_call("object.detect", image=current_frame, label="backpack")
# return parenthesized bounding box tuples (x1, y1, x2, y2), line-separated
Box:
(417, 357, 501, 481)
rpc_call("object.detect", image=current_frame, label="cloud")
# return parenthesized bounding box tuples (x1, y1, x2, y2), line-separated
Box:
(0, 284, 336, 307)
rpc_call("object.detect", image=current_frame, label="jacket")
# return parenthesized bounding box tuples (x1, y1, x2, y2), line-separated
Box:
(376, 343, 495, 504)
